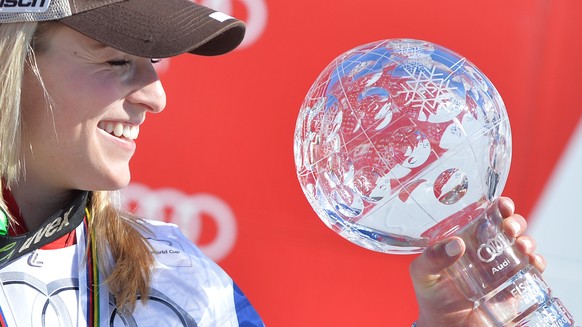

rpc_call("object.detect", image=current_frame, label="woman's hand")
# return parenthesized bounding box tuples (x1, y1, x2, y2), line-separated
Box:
(409, 197, 545, 327)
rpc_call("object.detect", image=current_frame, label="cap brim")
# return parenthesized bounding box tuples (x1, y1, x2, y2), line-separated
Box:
(59, 0, 245, 58)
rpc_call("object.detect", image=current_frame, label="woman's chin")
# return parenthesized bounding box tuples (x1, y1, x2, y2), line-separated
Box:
(84, 172, 132, 192)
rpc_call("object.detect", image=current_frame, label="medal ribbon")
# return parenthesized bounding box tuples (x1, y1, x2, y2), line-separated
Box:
(84, 209, 101, 327)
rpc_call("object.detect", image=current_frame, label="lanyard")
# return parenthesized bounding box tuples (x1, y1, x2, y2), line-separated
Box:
(0, 191, 88, 270)
(0, 192, 107, 326)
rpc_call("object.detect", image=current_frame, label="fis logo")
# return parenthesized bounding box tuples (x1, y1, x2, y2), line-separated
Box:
(0, 0, 50, 12)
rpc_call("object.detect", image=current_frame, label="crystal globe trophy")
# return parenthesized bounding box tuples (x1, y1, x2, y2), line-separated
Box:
(294, 39, 574, 325)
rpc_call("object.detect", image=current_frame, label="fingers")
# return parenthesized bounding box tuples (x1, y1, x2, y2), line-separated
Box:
(498, 196, 515, 217)
(410, 237, 465, 285)
(502, 213, 527, 238)
(515, 234, 547, 272)
(515, 234, 536, 254)
(499, 197, 546, 273)
(531, 253, 547, 273)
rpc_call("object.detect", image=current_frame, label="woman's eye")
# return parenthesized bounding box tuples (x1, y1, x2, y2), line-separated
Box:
(107, 60, 131, 67)
(151, 58, 162, 64)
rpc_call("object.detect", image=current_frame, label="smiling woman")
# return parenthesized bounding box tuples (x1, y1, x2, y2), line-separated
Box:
(21, 23, 166, 194)
(0, 0, 263, 326)
(0, 1, 551, 326)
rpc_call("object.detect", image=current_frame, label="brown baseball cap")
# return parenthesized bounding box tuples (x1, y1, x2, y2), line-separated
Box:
(0, 0, 246, 58)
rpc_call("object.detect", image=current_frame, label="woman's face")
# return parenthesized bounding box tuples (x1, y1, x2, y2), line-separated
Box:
(20, 24, 166, 193)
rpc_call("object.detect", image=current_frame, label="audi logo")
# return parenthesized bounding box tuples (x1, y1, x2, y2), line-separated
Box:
(0, 272, 197, 326)
(121, 183, 237, 262)
(476, 232, 513, 263)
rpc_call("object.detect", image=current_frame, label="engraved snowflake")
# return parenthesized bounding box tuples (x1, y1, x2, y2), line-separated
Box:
(396, 65, 458, 121)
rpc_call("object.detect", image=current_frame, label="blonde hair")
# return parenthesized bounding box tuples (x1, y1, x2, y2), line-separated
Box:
(0, 22, 154, 311)
(0, 22, 31, 190)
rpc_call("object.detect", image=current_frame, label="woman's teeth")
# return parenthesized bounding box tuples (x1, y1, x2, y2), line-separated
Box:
(99, 122, 139, 140)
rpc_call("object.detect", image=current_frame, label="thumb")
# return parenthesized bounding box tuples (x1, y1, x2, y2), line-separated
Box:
(410, 237, 465, 285)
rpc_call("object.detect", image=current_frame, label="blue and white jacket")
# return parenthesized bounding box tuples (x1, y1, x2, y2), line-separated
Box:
(0, 219, 264, 327)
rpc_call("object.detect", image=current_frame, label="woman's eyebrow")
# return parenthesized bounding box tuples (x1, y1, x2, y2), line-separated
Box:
(88, 42, 110, 51)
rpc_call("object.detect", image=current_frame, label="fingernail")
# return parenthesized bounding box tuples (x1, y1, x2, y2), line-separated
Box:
(506, 200, 515, 213)
(534, 254, 545, 270)
(445, 239, 462, 257)
(510, 221, 521, 235)
(521, 238, 532, 251)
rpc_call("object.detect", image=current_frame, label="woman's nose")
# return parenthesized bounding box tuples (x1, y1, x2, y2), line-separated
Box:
(127, 61, 167, 113)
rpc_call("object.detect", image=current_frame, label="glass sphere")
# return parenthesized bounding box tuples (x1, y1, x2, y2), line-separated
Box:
(294, 39, 511, 254)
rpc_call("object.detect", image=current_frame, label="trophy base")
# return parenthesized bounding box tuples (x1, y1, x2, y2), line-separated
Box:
(476, 265, 575, 326)
(514, 297, 574, 327)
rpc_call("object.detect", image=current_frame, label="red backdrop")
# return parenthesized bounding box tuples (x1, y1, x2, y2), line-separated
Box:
(126, 0, 582, 325)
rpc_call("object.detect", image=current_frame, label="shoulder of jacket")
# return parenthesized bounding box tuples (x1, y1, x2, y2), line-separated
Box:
(140, 218, 181, 234)
(138, 219, 211, 262)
